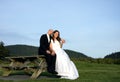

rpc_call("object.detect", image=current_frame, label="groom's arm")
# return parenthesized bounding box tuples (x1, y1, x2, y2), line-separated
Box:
(40, 35, 48, 51)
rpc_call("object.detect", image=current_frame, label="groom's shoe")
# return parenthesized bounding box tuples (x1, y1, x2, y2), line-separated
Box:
(52, 71, 58, 74)
(56, 75, 61, 78)
(48, 70, 58, 74)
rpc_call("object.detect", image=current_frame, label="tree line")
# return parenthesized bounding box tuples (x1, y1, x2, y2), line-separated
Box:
(72, 57, 120, 64)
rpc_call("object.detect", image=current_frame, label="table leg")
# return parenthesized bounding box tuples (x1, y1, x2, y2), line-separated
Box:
(2, 68, 12, 76)
(31, 58, 47, 79)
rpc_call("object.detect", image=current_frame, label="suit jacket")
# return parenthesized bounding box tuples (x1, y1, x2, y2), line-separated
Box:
(38, 34, 51, 55)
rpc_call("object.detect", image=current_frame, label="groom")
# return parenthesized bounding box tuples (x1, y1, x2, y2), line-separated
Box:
(38, 29, 57, 74)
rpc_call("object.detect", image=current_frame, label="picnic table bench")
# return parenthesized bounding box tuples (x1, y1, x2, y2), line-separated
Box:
(1, 55, 47, 79)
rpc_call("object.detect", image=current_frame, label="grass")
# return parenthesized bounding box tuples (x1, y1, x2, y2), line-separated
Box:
(0, 60, 120, 82)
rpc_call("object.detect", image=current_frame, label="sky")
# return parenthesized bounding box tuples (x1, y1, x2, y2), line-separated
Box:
(0, 0, 120, 58)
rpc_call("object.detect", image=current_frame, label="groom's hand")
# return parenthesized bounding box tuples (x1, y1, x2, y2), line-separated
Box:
(46, 50, 51, 54)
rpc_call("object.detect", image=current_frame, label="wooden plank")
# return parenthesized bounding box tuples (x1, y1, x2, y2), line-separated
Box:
(2, 66, 39, 70)
(5, 55, 45, 63)
(5, 55, 45, 59)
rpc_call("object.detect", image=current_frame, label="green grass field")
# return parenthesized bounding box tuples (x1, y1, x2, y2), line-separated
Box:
(0, 60, 120, 82)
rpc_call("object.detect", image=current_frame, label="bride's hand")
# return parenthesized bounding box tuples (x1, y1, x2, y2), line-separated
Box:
(51, 51, 56, 56)
(61, 39, 65, 43)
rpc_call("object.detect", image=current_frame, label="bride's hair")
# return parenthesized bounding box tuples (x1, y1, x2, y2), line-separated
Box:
(52, 30, 61, 42)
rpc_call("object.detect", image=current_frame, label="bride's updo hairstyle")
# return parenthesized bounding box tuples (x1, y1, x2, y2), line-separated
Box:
(52, 30, 61, 42)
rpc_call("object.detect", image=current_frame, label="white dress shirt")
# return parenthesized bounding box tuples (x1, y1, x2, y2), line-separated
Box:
(47, 34, 50, 42)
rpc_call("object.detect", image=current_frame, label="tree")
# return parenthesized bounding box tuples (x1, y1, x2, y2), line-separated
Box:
(0, 41, 9, 59)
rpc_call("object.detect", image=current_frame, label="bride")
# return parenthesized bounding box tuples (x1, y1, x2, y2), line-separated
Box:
(50, 30, 79, 80)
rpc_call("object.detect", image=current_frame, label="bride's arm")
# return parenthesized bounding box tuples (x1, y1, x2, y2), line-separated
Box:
(49, 41, 56, 56)
(60, 39, 65, 48)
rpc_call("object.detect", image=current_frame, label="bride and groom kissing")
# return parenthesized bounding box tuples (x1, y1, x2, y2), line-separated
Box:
(38, 29, 79, 80)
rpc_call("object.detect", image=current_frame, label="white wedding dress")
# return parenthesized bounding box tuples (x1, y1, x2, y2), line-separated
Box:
(51, 40, 79, 80)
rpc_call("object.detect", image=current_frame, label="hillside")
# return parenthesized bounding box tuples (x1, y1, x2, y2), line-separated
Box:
(5, 44, 89, 58)
(104, 52, 120, 59)
(65, 49, 88, 58)
(6, 45, 38, 56)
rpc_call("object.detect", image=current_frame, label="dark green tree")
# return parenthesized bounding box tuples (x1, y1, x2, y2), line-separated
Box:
(0, 41, 9, 59)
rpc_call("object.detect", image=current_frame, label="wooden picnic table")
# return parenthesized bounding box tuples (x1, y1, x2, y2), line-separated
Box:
(1, 55, 47, 79)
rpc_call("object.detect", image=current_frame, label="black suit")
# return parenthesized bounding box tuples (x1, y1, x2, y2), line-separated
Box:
(38, 34, 56, 73)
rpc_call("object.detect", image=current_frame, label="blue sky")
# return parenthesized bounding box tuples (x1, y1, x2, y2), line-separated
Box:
(0, 0, 120, 58)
